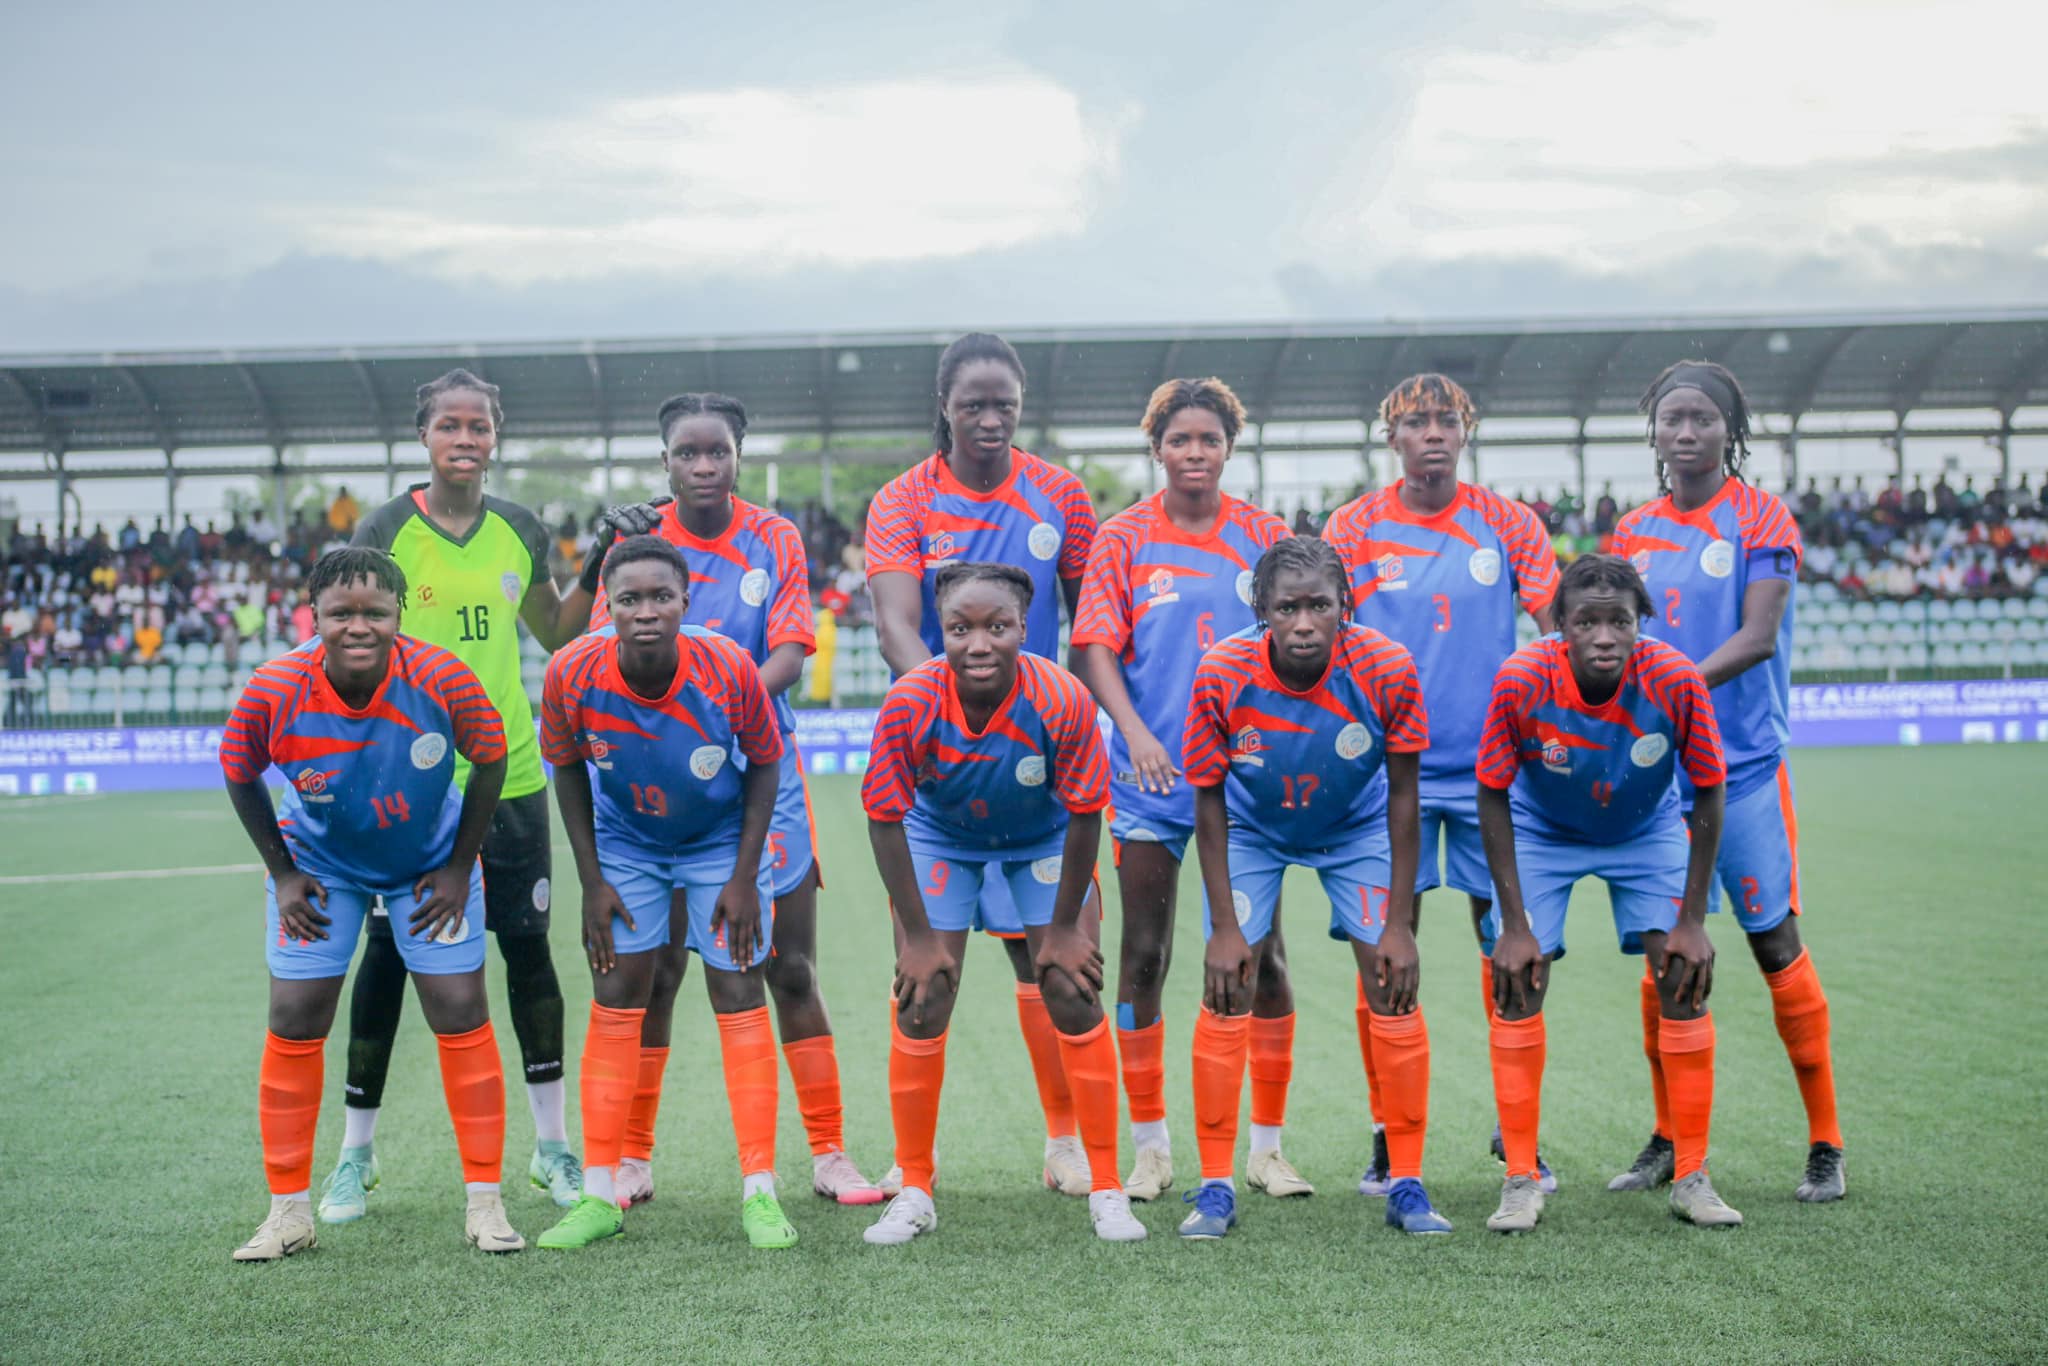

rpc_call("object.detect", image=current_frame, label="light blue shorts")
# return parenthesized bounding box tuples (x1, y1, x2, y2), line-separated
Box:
(766, 741, 820, 900)
(1199, 829, 1397, 948)
(1691, 764, 1799, 936)
(268, 866, 486, 980)
(908, 845, 1068, 936)
(601, 850, 777, 972)
(1416, 789, 1492, 901)
(1478, 821, 1686, 960)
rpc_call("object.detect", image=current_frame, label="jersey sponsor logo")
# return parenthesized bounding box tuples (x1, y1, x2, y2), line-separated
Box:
(1629, 732, 1671, 767)
(410, 732, 448, 770)
(740, 568, 771, 607)
(501, 571, 523, 604)
(417, 585, 436, 605)
(1629, 549, 1654, 577)
(1235, 570, 1255, 606)
(690, 745, 728, 780)
(1335, 721, 1373, 760)
(532, 877, 551, 912)
(1230, 726, 1266, 767)
(1031, 855, 1062, 885)
(1375, 553, 1408, 590)
(1231, 888, 1255, 930)
(1146, 568, 1178, 605)
(587, 735, 615, 771)
(1700, 539, 1735, 579)
(1027, 522, 1061, 561)
(291, 766, 339, 803)
(1469, 548, 1502, 586)
(1015, 754, 1047, 787)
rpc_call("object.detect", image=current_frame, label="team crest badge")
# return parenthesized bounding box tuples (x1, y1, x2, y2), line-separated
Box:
(410, 732, 448, 769)
(292, 767, 337, 803)
(926, 531, 958, 561)
(740, 569, 771, 607)
(1629, 549, 1653, 577)
(588, 737, 613, 770)
(914, 755, 940, 786)
(501, 571, 523, 604)
(1376, 553, 1404, 583)
(1334, 722, 1372, 760)
(1015, 755, 1047, 787)
(1630, 733, 1671, 767)
(1031, 856, 1062, 885)
(1027, 522, 1061, 561)
(1231, 889, 1255, 929)
(1235, 570, 1255, 605)
(690, 745, 728, 781)
(532, 878, 551, 912)
(1700, 539, 1735, 579)
(434, 914, 469, 946)
(1468, 548, 1501, 586)
(1231, 726, 1265, 767)
(1541, 740, 1570, 772)
(1148, 568, 1176, 598)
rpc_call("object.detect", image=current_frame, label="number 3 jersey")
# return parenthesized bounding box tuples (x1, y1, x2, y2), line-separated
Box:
(540, 626, 783, 866)
(1476, 636, 1725, 845)
(354, 487, 553, 798)
(1611, 481, 1801, 801)
(861, 653, 1112, 860)
(219, 636, 507, 888)
(1322, 483, 1557, 799)
(1182, 623, 1429, 851)
(1071, 493, 1291, 828)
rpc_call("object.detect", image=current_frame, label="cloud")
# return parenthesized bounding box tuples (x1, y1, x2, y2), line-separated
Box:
(289, 75, 1130, 285)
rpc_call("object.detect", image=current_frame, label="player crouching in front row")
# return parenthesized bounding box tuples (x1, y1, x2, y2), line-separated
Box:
(1179, 537, 1451, 1240)
(862, 563, 1143, 1245)
(222, 547, 521, 1260)
(1475, 553, 1740, 1232)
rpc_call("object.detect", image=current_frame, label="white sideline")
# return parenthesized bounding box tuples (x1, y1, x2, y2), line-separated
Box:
(0, 862, 263, 887)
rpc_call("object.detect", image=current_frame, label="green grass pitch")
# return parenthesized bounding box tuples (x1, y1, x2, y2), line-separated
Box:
(0, 747, 2040, 1363)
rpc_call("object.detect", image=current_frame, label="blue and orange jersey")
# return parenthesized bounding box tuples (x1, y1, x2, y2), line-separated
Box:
(1323, 483, 1557, 796)
(862, 652, 1111, 857)
(864, 448, 1099, 663)
(1182, 623, 1429, 850)
(220, 636, 507, 888)
(1476, 636, 1726, 845)
(1072, 492, 1290, 786)
(589, 497, 815, 733)
(1611, 480, 1800, 800)
(540, 626, 784, 864)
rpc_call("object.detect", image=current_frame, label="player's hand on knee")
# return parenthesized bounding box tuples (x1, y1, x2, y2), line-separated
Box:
(408, 863, 471, 942)
(582, 881, 632, 974)
(1375, 924, 1420, 1015)
(712, 878, 763, 969)
(1035, 923, 1105, 1003)
(1659, 921, 1716, 1012)
(893, 932, 959, 1030)
(1125, 731, 1179, 794)
(1203, 928, 1254, 1017)
(1492, 926, 1544, 1016)
(275, 871, 330, 942)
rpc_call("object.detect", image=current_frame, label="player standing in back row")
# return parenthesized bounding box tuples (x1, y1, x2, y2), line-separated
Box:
(866, 333, 1102, 1197)
(1322, 374, 1559, 1196)
(1610, 360, 1844, 1202)
(325, 368, 664, 1221)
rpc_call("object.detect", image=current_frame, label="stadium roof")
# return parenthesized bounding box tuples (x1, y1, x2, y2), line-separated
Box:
(4, 308, 2047, 458)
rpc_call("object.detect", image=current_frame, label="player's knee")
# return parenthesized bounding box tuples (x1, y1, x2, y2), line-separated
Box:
(1035, 968, 1097, 1029)
(706, 967, 767, 1015)
(415, 973, 490, 1035)
(1746, 917, 1802, 974)
(766, 947, 817, 1005)
(1121, 934, 1171, 997)
(267, 997, 330, 1042)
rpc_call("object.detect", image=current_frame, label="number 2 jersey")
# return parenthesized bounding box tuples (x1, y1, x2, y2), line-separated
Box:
(1182, 623, 1429, 850)
(540, 626, 783, 866)
(587, 496, 814, 734)
(864, 448, 1098, 663)
(1071, 493, 1290, 828)
(219, 636, 508, 888)
(1476, 636, 1725, 845)
(861, 653, 1111, 861)
(354, 487, 553, 798)
(1322, 483, 1557, 800)
(1611, 481, 1800, 801)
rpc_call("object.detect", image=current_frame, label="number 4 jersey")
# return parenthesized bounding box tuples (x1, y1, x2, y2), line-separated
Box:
(354, 486, 553, 799)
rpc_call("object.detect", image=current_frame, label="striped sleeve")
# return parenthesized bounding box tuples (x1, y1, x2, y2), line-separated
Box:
(1360, 635, 1429, 752)
(219, 668, 281, 782)
(762, 515, 817, 654)
(417, 643, 507, 764)
(539, 642, 591, 766)
(1181, 644, 1243, 786)
(1492, 495, 1560, 615)
(860, 669, 938, 821)
(1609, 506, 1645, 560)
(1046, 465, 1099, 581)
(1641, 643, 1727, 787)
(1476, 655, 1542, 789)
(1320, 498, 1372, 602)
(1069, 516, 1135, 652)
(1736, 486, 1804, 572)
(712, 636, 785, 766)
(1042, 664, 1111, 814)
(864, 467, 930, 577)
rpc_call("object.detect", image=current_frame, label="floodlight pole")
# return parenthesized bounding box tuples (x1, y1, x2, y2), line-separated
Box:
(602, 436, 614, 501)
(271, 446, 289, 533)
(164, 450, 178, 524)
(384, 442, 396, 498)
(1997, 413, 2013, 485)
(1573, 418, 1589, 510)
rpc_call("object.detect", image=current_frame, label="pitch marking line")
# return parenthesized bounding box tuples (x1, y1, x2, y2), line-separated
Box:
(0, 862, 263, 887)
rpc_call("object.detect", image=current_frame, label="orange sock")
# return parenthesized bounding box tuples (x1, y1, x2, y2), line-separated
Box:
(1658, 1013, 1716, 1181)
(1489, 1013, 1546, 1180)
(435, 1021, 506, 1185)
(716, 1007, 779, 1178)
(622, 1045, 670, 1163)
(783, 1035, 846, 1156)
(1248, 1012, 1295, 1129)
(1057, 1019, 1123, 1193)
(258, 1031, 324, 1195)
(1355, 978, 1384, 1128)
(889, 1017, 947, 1193)
(1118, 1019, 1166, 1125)
(1015, 982, 1076, 1138)
(1640, 968, 1672, 1139)
(1191, 1010, 1250, 1181)
(580, 1003, 646, 1175)
(1368, 1009, 1431, 1179)
(1479, 953, 1497, 1023)
(1765, 950, 1842, 1148)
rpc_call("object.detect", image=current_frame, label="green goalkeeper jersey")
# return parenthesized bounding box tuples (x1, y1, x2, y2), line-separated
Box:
(354, 486, 552, 798)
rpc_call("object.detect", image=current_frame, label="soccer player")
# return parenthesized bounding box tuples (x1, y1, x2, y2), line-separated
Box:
(327, 369, 667, 1221)
(866, 333, 1102, 1196)
(1610, 361, 1844, 1202)
(1071, 377, 1296, 1203)
(1322, 373, 1559, 1196)
(589, 393, 879, 1208)
(534, 536, 795, 1250)
(860, 562, 1143, 1245)
(222, 547, 522, 1260)
(1179, 537, 1451, 1240)
(1475, 553, 1740, 1232)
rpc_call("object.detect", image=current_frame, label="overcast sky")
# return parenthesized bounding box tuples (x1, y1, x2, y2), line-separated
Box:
(4, 0, 2044, 352)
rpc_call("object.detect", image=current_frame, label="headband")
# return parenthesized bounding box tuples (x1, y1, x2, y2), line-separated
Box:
(1651, 364, 1742, 431)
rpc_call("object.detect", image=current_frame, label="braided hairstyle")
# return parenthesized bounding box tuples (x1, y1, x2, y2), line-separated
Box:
(601, 534, 689, 592)
(1251, 536, 1349, 619)
(415, 367, 503, 433)
(657, 392, 748, 452)
(306, 546, 407, 610)
(1639, 359, 1752, 493)
(1141, 377, 1247, 453)
(1553, 552, 1653, 624)
(933, 560, 1035, 617)
(1377, 372, 1477, 441)
(933, 333, 1027, 454)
